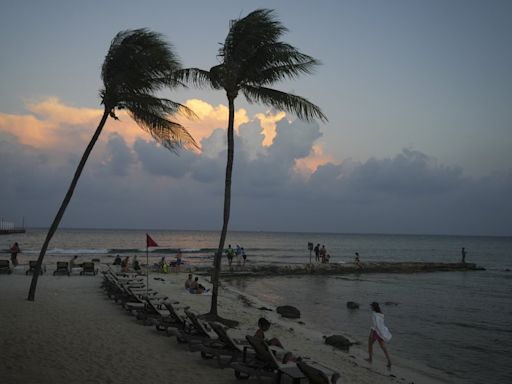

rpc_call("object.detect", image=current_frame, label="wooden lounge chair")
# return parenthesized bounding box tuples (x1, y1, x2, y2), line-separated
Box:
(155, 302, 187, 332)
(297, 360, 340, 384)
(230, 335, 304, 383)
(0, 260, 12, 274)
(175, 310, 217, 346)
(53, 261, 70, 276)
(80, 262, 97, 276)
(26, 260, 44, 275)
(197, 322, 253, 367)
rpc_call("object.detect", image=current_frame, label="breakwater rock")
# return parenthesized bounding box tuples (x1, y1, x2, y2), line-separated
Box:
(217, 262, 484, 277)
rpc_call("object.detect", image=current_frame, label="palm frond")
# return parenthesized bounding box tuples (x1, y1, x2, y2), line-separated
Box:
(241, 85, 327, 122)
(173, 68, 216, 89)
(129, 107, 198, 151)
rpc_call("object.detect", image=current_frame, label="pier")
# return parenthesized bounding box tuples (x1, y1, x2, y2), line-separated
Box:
(0, 218, 26, 235)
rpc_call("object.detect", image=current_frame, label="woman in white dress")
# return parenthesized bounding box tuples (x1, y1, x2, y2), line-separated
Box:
(366, 301, 392, 368)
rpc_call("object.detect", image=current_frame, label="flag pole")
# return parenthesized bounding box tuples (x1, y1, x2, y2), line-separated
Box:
(146, 234, 149, 298)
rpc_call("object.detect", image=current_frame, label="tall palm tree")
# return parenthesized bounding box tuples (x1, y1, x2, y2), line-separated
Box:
(28, 28, 197, 301)
(179, 9, 327, 321)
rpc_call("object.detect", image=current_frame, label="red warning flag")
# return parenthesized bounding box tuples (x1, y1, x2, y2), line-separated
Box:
(146, 233, 159, 247)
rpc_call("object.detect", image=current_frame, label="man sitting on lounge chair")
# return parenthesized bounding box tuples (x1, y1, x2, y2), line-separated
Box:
(255, 318, 298, 363)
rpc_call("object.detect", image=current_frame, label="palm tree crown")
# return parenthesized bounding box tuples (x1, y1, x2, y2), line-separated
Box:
(101, 28, 197, 150)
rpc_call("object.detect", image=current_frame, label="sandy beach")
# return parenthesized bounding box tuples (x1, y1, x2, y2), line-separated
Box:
(0, 260, 453, 384)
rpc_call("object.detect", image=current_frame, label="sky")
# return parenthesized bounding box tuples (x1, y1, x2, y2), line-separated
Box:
(1, 0, 511, 236)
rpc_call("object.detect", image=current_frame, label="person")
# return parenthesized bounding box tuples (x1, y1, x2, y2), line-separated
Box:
(185, 273, 193, 289)
(121, 256, 130, 273)
(241, 247, 247, 267)
(355, 252, 362, 269)
(226, 245, 234, 269)
(132, 256, 141, 272)
(314, 243, 320, 262)
(461, 247, 467, 264)
(10, 242, 20, 267)
(159, 256, 169, 273)
(320, 245, 327, 263)
(189, 277, 206, 294)
(366, 302, 392, 368)
(254, 318, 298, 363)
(235, 245, 242, 268)
(175, 249, 182, 273)
(113, 254, 122, 265)
(255, 317, 284, 348)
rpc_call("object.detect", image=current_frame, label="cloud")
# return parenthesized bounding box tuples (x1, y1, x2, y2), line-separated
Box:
(1, 97, 510, 235)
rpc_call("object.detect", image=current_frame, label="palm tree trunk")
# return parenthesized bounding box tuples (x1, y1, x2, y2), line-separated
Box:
(209, 96, 235, 316)
(27, 109, 110, 301)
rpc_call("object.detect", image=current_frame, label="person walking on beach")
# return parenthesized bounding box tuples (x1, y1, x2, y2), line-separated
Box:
(10, 242, 20, 267)
(461, 247, 467, 264)
(366, 302, 392, 368)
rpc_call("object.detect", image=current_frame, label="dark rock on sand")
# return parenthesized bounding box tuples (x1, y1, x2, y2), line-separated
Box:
(276, 305, 301, 319)
(346, 301, 359, 309)
(324, 335, 353, 350)
(258, 306, 273, 311)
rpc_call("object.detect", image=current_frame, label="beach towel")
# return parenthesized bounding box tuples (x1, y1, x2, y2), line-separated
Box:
(371, 312, 392, 342)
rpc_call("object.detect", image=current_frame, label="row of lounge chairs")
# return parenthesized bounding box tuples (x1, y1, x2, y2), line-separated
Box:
(101, 268, 340, 383)
(0, 260, 98, 276)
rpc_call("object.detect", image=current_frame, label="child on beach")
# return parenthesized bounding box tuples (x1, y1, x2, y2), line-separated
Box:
(366, 302, 392, 368)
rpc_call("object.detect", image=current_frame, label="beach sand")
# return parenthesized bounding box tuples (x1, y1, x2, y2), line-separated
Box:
(0, 265, 451, 384)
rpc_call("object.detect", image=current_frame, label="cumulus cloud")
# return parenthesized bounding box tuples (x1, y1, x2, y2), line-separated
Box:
(1, 97, 511, 235)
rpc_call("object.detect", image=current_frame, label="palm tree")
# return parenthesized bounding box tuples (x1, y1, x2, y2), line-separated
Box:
(179, 9, 327, 321)
(28, 28, 197, 301)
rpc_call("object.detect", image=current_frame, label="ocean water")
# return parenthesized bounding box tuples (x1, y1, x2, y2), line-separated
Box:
(1, 229, 511, 383)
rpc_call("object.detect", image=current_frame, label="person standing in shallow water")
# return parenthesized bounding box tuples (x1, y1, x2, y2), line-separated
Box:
(461, 247, 467, 263)
(10, 242, 20, 267)
(366, 302, 392, 368)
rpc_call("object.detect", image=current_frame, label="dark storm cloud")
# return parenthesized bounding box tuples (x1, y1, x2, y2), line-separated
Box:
(2, 121, 511, 235)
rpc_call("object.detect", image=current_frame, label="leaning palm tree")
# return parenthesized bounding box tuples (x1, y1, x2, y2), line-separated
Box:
(179, 9, 327, 321)
(28, 28, 197, 301)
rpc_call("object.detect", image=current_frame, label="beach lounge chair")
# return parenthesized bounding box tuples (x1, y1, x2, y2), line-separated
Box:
(53, 261, 70, 276)
(197, 322, 253, 368)
(0, 260, 12, 274)
(175, 310, 217, 346)
(155, 302, 187, 332)
(230, 335, 304, 383)
(26, 260, 44, 275)
(80, 262, 97, 276)
(296, 360, 341, 384)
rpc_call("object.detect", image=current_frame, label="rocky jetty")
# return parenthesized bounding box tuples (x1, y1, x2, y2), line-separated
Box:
(218, 262, 484, 277)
